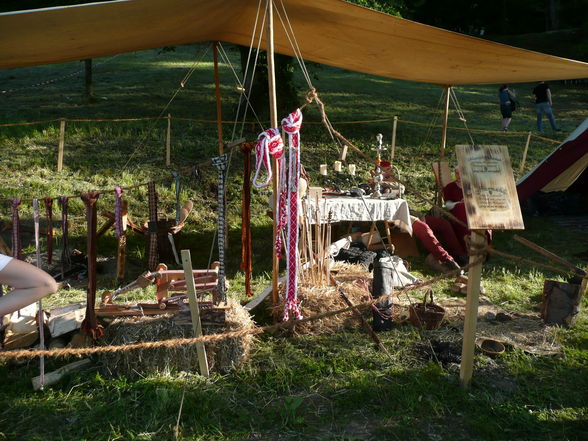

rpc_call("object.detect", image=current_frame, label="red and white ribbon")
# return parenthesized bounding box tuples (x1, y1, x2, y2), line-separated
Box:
(282, 109, 303, 321)
(252, 128, 284, 189)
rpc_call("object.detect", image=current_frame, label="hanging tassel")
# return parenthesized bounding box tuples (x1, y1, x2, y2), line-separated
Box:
(114, 186, 125, 238)
(212, 154, 228, 303)
(147, 182, 159, 271)
(282, 109, 303, 321)
(59, 196, 71, 279)
(33, 198, 46, 388)
(80, 192, 103, 339)
(11, 198, 22, 260)
(240, 142, 255, 297)
(172, 172, 182, 225)
(43, 197, 54, 265)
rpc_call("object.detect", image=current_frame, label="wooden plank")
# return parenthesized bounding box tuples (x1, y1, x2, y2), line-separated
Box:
(456, 145, 524, 230)
(32, 359, 92, 391)
(459, 231, 486, 389)
(181, 249, 209, 377)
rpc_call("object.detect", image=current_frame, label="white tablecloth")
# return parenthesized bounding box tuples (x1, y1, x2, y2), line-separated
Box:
(305, 196, 412, 234)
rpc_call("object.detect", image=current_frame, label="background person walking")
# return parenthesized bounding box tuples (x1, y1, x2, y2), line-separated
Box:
(532, 81, 560, 133)
(498, 84, 516, 131)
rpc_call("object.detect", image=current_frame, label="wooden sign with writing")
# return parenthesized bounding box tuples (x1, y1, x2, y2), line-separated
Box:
(456, 145, 524, 230)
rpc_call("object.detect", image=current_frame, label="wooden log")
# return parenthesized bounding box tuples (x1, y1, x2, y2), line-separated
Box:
(541, 280, 583, 327)
(32, 359, 92, 391)
(181, 249, 209, 377)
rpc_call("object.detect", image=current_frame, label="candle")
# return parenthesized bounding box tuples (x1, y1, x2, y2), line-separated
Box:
(334, 160, 342, 172)
(320, 164, 328, 176)
(348, 164, 356, 176)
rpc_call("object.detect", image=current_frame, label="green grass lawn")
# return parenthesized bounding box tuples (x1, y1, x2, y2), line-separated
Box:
(1, 43, 587, 440)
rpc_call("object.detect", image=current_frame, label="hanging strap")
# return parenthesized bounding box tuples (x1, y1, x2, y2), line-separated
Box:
(11, 198, 22, 260)
(114, 186, 125, 238)
(59, 196, 71, 278)
(172, 172, 182, 225)
(212, 154, 228, 303)
(240, 142, 255, 297)
(80, 192, 103, 339)
(33, 199, 46, 388)
(282, 109, 303, 321)
(147, 182, 159, 271)
(252, 128, 284, 188)
(43, 197, 54, 265)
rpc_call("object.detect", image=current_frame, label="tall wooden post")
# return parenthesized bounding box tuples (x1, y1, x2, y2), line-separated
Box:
(390, 116, 398, 162)
(440, 85, 451, 161)
(459, 231, 487, 389)
(213, 42, 224, 155)
(519, 131, 532, 174)
(266, 0, 280, 320)
(57, 118, 66, 172)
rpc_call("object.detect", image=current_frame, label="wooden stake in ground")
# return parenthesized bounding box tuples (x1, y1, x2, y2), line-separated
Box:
(390, 115, 398, 162)
(518, 131, 532, 174)
(57, 118, 66, 172)
(459, 231, 486, 389)
(181, 249, 209, 377)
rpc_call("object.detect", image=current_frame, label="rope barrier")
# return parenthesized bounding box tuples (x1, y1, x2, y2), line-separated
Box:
(0, 257, 479, 361)
(0, 116, 563, 142)
(0, 142, 244, 204)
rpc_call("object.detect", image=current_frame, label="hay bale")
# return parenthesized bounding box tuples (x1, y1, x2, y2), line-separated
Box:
(97, 299, 255, 377)
(276, 263, 373, 335)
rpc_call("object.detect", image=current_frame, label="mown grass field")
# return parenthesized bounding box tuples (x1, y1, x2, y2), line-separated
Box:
(0, 43, 587, 440)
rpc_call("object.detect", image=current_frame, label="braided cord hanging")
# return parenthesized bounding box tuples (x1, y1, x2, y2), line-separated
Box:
(212, 154, 229, 303)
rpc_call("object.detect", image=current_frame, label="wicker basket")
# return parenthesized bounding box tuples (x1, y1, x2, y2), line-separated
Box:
(409, 290, 445, 330)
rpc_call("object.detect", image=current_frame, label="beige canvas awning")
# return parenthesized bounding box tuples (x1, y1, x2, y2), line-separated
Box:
(1, 0, 587, 85)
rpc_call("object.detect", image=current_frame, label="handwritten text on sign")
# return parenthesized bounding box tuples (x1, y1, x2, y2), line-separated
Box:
(456, 145, 524, 230)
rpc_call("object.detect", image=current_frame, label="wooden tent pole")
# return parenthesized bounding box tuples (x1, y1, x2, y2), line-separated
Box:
(213, 42, 224, 155)
(266, 0, 280, 321)
(459, 231, 486, 389)
(440, 85, 451, 161)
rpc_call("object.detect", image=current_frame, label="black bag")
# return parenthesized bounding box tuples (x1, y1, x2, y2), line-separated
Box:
(371, 258, 394, 331)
